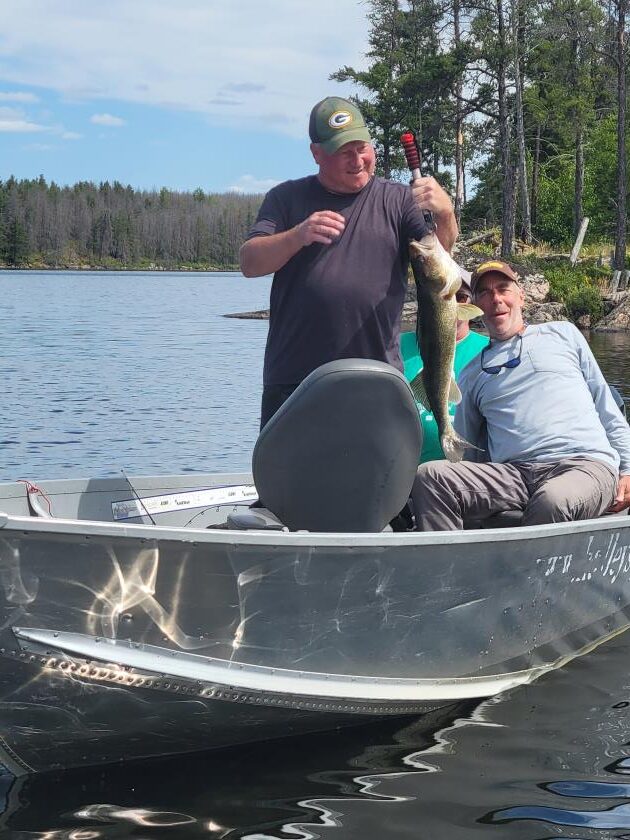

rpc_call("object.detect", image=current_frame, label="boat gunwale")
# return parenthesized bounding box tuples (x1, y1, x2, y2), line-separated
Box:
(0, 508, 628, 547)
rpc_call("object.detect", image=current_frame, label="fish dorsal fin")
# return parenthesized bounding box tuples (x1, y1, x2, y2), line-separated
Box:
(409, 371, 430, 410)
(449, 376, 462, 404)
(457, 303, 483, 320)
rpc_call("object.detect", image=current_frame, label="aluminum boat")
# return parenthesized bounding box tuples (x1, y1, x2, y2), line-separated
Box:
(0, 359, 627, 773)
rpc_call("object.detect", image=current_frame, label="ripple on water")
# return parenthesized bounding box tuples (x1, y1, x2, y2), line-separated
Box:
(0, 270, 270, 479)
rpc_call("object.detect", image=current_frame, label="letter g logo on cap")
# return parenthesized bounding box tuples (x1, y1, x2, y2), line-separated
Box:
(328, 111, 353, 129)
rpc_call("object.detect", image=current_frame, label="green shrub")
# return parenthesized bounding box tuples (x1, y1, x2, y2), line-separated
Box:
(543, 264, 606, 322)
(565, 285, 604, 321)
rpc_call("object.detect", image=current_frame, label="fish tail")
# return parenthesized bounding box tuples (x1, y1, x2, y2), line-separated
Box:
(441, 430, 483, 463)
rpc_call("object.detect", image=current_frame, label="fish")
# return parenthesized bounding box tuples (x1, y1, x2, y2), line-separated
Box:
(408, 232, 483, 462)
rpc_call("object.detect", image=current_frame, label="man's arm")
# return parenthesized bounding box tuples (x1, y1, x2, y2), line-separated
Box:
(239, 211, 346, 278)
(411, 177, 458, 251)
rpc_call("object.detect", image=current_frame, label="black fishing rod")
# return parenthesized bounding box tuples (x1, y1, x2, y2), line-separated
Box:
(121, 469, 157, 525)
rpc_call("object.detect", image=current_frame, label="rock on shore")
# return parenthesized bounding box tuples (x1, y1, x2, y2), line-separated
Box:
(593, 291, 630, 331)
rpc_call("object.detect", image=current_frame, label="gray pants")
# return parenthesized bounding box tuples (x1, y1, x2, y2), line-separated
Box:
(411, 457, 618, 531)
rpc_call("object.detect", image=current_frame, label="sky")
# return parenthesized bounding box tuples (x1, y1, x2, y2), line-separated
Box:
(0, 0, 369, 194)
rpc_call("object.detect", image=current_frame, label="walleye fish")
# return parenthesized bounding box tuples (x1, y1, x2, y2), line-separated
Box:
(408, 232, 483, 462)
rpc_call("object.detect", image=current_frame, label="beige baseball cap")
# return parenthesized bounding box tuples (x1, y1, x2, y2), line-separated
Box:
(470, 260, 520, 293)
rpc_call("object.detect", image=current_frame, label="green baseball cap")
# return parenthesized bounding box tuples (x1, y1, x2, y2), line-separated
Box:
(308, 96, 371, 154)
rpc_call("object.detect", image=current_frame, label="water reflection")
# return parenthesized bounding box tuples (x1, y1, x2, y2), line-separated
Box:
(7, 621, 630, 839)
(0, 703, 475, 838)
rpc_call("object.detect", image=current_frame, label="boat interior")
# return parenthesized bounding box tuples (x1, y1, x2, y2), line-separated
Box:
(0, 359, 627, 534)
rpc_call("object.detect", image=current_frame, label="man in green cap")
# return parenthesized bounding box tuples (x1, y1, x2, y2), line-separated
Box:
(240, 96, 458, 428)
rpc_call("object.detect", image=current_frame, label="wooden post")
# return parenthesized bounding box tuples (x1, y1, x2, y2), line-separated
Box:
(611, 270, 621, 292)
(569, 217, 589, 266)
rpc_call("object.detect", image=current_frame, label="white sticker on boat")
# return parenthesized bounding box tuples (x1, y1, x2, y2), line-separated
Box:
(111, 485, 258, 520)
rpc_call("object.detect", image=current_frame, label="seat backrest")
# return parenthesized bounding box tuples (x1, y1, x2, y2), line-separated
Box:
(253, 359, 422, 532)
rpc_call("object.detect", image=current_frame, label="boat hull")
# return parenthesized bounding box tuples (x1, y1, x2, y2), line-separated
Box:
(0, 473, 628, 771)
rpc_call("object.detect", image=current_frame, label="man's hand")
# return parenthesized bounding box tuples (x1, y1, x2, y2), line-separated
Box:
(239, 210, 345, 277)
(297, 211, 345, 247)
(608, 474, 630, 513)
(411, 177, 454, 218)
(411, 177, 458, 251)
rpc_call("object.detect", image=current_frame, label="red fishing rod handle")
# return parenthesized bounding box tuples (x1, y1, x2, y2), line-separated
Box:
(400, 131, 421, 174)
(401, 130, 434, 227)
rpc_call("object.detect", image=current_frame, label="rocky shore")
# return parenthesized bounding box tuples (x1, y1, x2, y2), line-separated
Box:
(226, 273, 630, 331)
(403, 256, 630, 332)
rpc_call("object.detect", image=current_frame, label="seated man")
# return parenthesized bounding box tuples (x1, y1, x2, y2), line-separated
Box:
(400, 268, 489, 462)
(411, 259, 630, 530)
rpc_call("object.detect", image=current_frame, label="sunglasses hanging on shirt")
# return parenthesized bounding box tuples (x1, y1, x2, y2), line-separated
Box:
(481, 333, 523, 375)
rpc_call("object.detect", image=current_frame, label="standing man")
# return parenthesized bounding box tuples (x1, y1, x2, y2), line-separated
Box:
(411, 260, 630, 529)
(239, 96, 458, 428)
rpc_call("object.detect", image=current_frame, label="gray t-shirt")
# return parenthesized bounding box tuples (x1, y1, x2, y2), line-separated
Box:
(455, 321, 630, 474)
(247, 175, 430, 385)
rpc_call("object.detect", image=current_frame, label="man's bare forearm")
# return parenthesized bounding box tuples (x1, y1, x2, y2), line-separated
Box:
(239, 210, 346, 277)
(239, 228, 303, 278)
(434, 210, 458, 253)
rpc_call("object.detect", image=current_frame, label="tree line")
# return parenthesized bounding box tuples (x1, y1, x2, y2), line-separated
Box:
(2, 0, 627, 272)
(0, 176, 263, 269)
(333, 0, 628, 266)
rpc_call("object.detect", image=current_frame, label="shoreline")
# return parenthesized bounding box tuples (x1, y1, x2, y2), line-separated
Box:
(0, 265, 241, 273)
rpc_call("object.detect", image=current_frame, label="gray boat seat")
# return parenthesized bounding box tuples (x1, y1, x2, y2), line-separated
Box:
(237, 359, 422, 533)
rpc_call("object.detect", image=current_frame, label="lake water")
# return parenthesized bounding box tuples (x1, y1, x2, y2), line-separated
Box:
(2, 270, 630, 839)
(0, 270, 271, 482)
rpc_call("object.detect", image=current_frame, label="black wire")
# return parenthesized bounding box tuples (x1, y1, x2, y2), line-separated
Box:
(121, 469, 157, 525)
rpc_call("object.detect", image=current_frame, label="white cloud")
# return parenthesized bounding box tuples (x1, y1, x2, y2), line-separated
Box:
(0, 91, 39, 103)
(228, 174, 280, 194)
(0, 118, 45, 132)
(0, 105, 46, 132)
(61, 130, 82, 140)
(0, 0, 368, 138)
(90, 113, 126, 126)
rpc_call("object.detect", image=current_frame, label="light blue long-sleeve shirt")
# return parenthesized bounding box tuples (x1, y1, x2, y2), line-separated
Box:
(454, 322, 630, 475)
